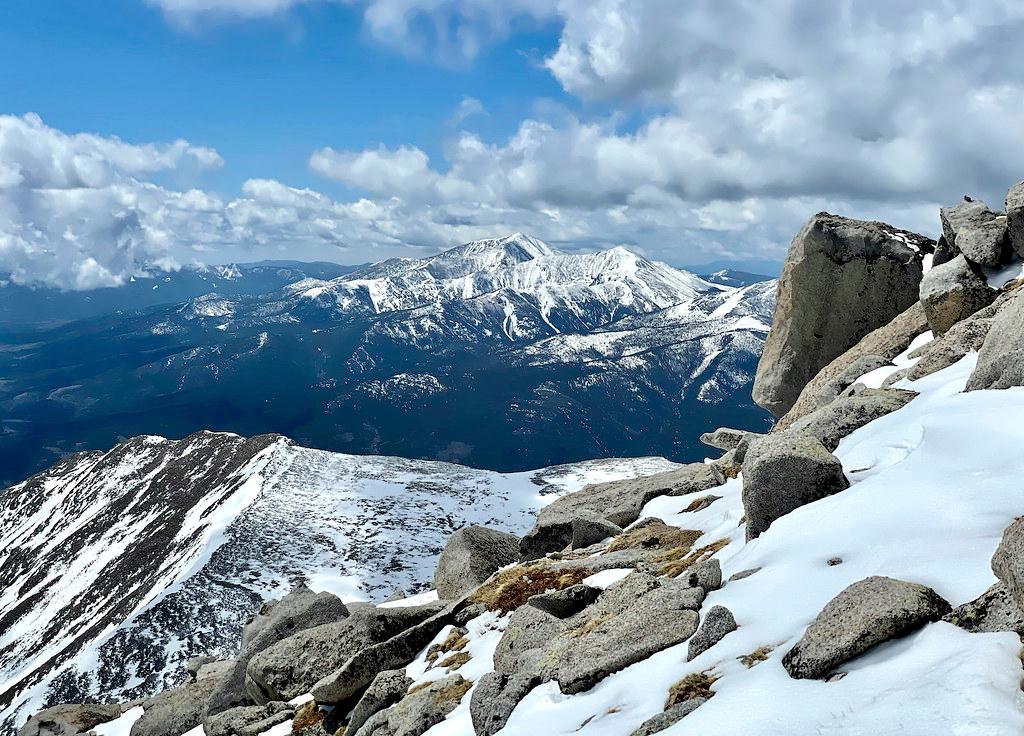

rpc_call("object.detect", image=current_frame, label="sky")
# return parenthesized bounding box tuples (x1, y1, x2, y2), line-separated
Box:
(1, 0, 1022, 289)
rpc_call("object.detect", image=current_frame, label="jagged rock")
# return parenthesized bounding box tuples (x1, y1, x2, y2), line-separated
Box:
(741, 432, 849, 539)
(629, 698, 707, 736)
(685, 558, 722, 592)
(186, 655, 217, 679)
(354, 674, 470, 736)
(991, 517, 1024, 612)
(311, 599, 462, 705)
(493, 605, 567, 675)
(940, 199, 1009, 267)
(932, 235, 959, 268)
(17, 703, 122, 736)
(944, 583, 1024, 635)
(699, 428, 753, 451)
(434, 525, 520, 600)
(777, 302, 930, 430)
(248, 601, 444, 703)
(208, 583, 350, 714)
(966, 291, 1024, 391)
(919, 255, 996, 335)
(785, 388, 917, 451)
(527, 584, 602, 618)
(204, 702, 294, 736)
(571, 516, 623, 550)
(130, 659, 234, 736)
(1007, 181, 1024, 258)
(519, 464, 724, 560)
(469, 671, 540, 736)
(687, 605, 737, 661)
(540, 573, 702, 694)
(753, 212, 930, 417)
(347, 669, 414, 735)
(782, 576, 951, 680)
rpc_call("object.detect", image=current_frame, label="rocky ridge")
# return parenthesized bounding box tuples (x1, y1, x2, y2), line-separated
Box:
(13, 182, 1024, 735)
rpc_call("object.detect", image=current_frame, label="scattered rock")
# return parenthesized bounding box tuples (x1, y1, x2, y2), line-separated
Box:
(469, 671, 540, 736)
(685, 558, 722, 592)
(347, 669, 414, 735)
(741, 432, 849, 539)
(905, 305, 996, 381)
(699, 428, 753, 451)
(940, 199, 1009, 266)
(354, 674, 470, 736)
(208, 583, 350, 714)
(571, 516, 623, 550)
(785, 388, 917, 451)
(519, 464, 724, 560)
(753, 212, 930, 417)
(1006, 181, 1024, 258)
(777, 302, 929, 429)
(944, 582, 1024, 635)
(687, 605, 737, 661)
(966, 291, 1024, 391)
(433, 525, 520, 600)
(729, 567, 761, 582)
(204, 702, 294, 736)
(131, 659, 234, 736)
(932, 235, 959, 267)
(527, 584, 602, 618)
(629, 698, 707, 736)
(782, 576, 951, 680)
(990, 517, 1024, 612)
(17, 703, 122, 736)
(919, 254, 996, 335)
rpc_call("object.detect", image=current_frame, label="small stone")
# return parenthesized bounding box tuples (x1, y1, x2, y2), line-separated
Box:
(687, 605, 737, 661)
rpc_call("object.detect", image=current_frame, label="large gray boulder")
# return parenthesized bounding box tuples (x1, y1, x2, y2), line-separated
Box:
(493, 605, 567, 675)
(919, 255, 996, 336)
(990, 517, 1024, 613)
(778, 302, 929, 429)
(434, 525, 520, 600)
(966, 290, 1024, 391)
(247, 601, 444, 703)
(469, 671, 540, 736)
(347, 669, 413, 735)
(204, 702, 294, 736)
(686, 605, 737, 661)
(131, 659, 234, 736)
(753, 213, 931, 417)
(741, 432, 849, 540)
(17, 703, 122, 736)
(519, 464, 724, 560)
(1007, 181, 1024, 258)
(940, 199, 1009, 267)
(353, 674, 470, 736)
(785, 388, 916, 452)
(782, 576, 950, 679)
(208, 583, 350, 714)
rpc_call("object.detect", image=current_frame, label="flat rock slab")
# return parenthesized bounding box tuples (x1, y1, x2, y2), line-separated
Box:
(785, 388, 917, 452)
(782, 576, 950, 680)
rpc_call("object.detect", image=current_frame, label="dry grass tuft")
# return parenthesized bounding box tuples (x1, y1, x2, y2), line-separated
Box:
(426, 629, 469, 663)
(656, 537, 730, 578)
(606, 523, 701, 553)
(667, 671, 719, 707)
(567, 614, 613, 639)
(433, 676, 473, 705)
(681, 495, 721, 513)
(738, 646, 774, 668)
(291, 701, 325, 733)
(439, 651, 472, 669)
(468, 562, 588, 613)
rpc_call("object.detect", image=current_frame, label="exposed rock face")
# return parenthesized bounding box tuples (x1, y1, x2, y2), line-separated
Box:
(944, 583, 1024, 635)
(16, 703, 121, 736)
(130, 659, 234, 736)
(990, 517, 1024, 612)
(470, 671, 540, 736)
(782, 576, 951, 680)
(1007, 182, 1024, 258)
(741, 432, 849, 539)
(247, 602, 444, 703)
(753, 213, 931, 417)
(919, 255, 996, 335)
(905, 305, 996, 381)
(209, 584, 349, 714)
(940, 199, 1009, 267)
(354, 674, 470, 736)
(519, 464, 724, 560)
(784, 388, 917, 452)
(629, 698, 707, 736)
(777, 302, 929, 429)
(204, 702, 294, 736)
(687, 605, 737, 661)
(966, 291, 1024, 391)
(347, 669, 413, 735)
(433, 525, 520, 600)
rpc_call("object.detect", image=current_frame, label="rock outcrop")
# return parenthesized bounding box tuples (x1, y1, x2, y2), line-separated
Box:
(131, 659, 234, 736)
(940, 199, 1009, 267)
(919, 255, 996, 335)
(966, 291, 1024, 391)
(753, 213, 931, 417)
(433, 525, 520, 600)
(17, 704, 121, 736)
(782, 576, 951, 679)
(991, 517, 1024, 612)
(1007, 181, 1024, 258)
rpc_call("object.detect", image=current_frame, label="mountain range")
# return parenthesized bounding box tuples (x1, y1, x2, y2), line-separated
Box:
(0, 234, 775, 487)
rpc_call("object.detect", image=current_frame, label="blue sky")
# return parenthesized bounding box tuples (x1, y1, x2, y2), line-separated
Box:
(0, 1, 1021, 288)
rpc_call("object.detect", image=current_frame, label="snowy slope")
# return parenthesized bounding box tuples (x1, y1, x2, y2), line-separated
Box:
(0, 434, 677, 733)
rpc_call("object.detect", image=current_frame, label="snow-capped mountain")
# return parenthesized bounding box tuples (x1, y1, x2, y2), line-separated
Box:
(0, 234, 774, 486)
(0, 430, 677, 733)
